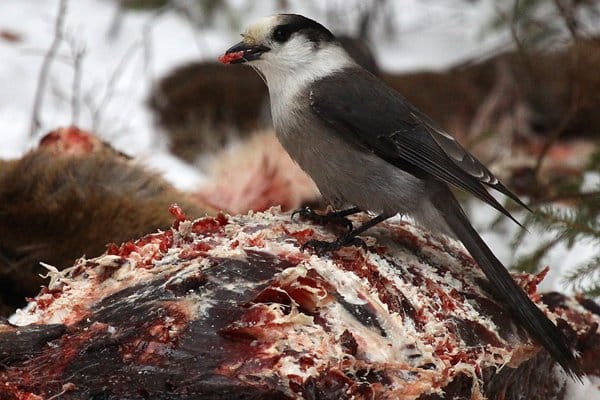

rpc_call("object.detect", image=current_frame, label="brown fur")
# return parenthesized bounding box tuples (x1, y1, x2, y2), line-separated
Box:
(149, 63, 268, 162)
(0, 129, 212, 315)
(382, 39, 600, 140)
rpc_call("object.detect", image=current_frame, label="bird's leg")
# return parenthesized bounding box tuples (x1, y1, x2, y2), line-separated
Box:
(292, 206, 361, 231)
(301, 213, 392, 255)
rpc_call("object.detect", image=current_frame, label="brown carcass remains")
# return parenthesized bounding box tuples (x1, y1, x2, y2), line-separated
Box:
(1, 207, 598, 399)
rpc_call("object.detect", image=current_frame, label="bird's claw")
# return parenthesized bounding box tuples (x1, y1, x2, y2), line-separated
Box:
(291, 206, 312, 221)
(300, 236, 368, 255)
(291, 206, 354, 231)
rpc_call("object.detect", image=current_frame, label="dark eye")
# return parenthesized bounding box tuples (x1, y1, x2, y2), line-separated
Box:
(273, 26, 291, 43)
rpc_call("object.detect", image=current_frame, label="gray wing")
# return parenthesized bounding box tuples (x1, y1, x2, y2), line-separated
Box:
(309, 68, 531, 222)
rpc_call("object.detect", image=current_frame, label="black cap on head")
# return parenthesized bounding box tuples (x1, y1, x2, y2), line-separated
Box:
(272, 14, 336, 45)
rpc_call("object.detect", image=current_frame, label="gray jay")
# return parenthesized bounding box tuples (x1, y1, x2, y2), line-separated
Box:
(220, 14, 579, 377)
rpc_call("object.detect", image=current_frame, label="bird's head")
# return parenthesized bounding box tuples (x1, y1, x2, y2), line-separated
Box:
(220, 14, 353, 88)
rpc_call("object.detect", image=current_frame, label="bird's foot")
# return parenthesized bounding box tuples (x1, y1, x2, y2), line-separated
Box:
(301, 234, 367, 255)
(291, 206, 356, 231)
(299, 212, 390, 255)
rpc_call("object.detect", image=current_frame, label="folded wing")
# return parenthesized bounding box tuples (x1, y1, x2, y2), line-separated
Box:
(309, 68, 530, 225)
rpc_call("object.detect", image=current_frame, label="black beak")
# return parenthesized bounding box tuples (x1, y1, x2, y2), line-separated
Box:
(223, 41, 270, 64)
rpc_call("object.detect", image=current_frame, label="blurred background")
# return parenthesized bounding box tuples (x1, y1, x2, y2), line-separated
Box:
(0, 0, 599, 320)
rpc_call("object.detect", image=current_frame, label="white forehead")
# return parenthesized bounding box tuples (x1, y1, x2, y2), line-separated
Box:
(242, 15, 281, 44)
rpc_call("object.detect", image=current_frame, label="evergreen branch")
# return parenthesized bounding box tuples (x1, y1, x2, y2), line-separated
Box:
(563, 256, 600, 297)
(511, 235, 564, 273)
(534, 206, 600, 241)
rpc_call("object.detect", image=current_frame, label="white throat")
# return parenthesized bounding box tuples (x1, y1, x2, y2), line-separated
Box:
(254, 43, 354, 107)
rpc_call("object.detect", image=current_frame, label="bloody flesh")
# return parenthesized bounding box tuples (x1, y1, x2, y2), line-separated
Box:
(218, 51, 244, 64)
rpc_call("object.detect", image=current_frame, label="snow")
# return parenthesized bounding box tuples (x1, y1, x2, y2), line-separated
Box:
(0, 0, 597, 396)
(0, 0, 205, 188)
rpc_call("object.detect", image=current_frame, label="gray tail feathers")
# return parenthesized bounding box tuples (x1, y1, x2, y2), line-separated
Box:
(432, 190, 581, 379)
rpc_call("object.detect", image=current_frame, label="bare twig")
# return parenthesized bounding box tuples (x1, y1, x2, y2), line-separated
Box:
(142, 3, 172, 93)
(29, 0, 68, 137)
(64, 32, 85, 126)
(85, 4, 171, 140)
(29, 0, 68, 138)
(32, 26, 86, 128)
(88, 41, 140, 132)
(511, 0, 536, 78)
(553, 0, 581, 41)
